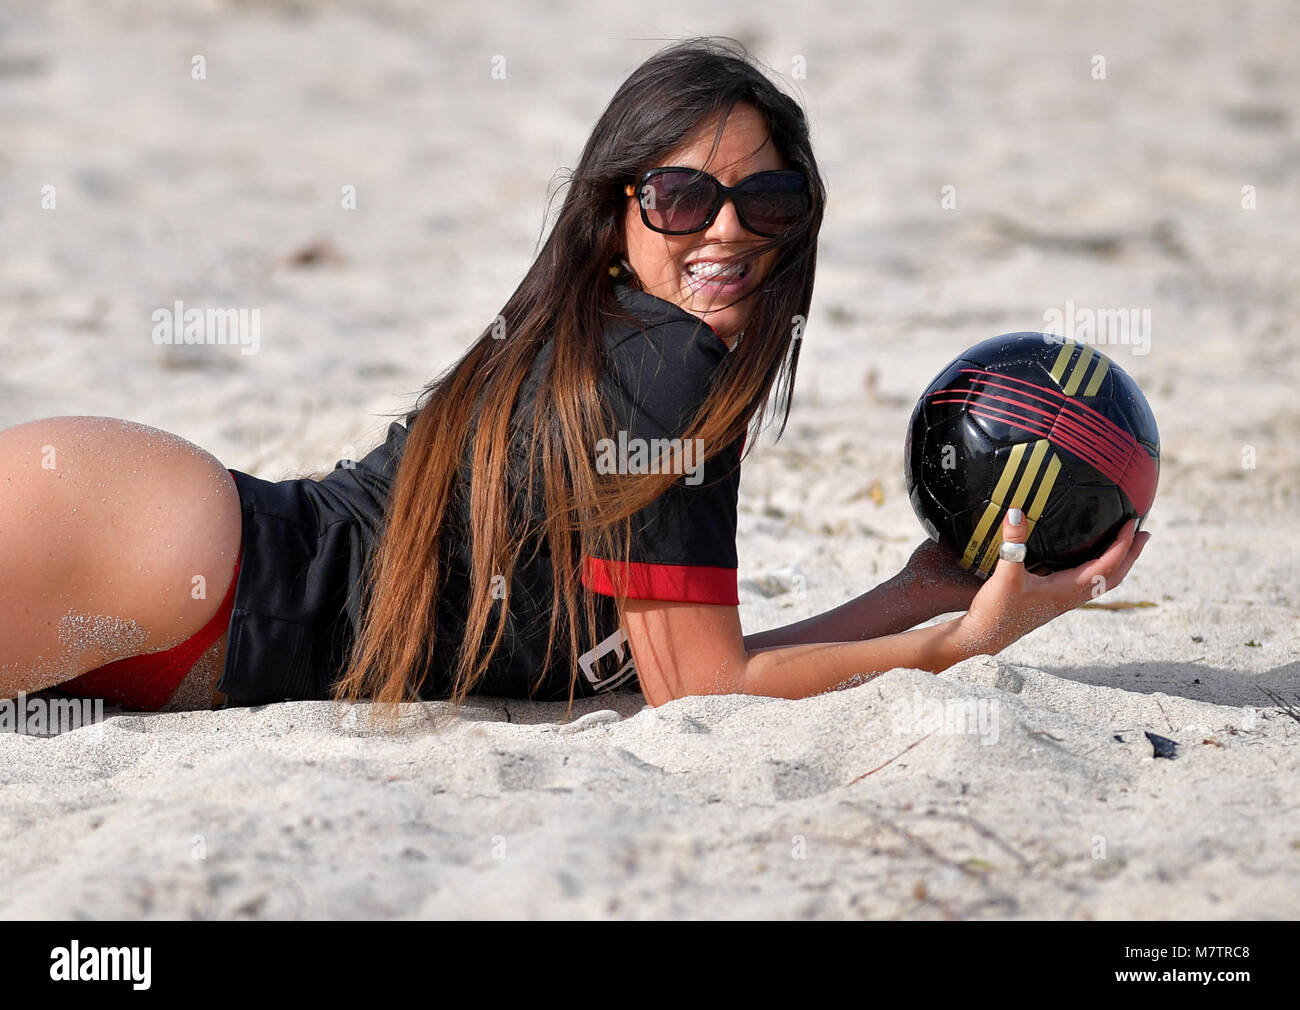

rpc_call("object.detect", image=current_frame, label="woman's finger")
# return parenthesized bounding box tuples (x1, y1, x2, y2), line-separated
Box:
(989, 506, 1031, 588)
(1074, 517, 1137, 588)
(1106, 530, 1152, 587)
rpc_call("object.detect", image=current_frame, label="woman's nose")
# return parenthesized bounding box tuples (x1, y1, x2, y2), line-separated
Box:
(705, 195, 749, 241)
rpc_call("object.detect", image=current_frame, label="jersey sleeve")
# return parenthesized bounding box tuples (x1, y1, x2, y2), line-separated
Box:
(316, 418, 409, 532)
(581, 320, 743, 606)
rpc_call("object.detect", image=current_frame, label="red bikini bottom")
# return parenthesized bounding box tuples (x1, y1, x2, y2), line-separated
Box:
(59, 544, 243, 711)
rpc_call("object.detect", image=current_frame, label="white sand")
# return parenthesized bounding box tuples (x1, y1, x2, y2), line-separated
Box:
(1, 0, 1298, 919)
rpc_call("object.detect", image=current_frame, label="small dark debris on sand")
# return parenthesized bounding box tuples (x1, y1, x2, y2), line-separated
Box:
(1144, 731, 1179, 759)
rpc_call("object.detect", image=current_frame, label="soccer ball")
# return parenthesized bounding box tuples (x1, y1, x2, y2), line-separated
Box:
(904, 333, 1160, 578)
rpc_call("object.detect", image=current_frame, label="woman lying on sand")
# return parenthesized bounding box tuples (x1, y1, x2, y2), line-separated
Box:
(0, 38, 1148, 719)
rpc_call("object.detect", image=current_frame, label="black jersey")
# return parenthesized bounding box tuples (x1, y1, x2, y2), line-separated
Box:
(216, 281, 743, 706)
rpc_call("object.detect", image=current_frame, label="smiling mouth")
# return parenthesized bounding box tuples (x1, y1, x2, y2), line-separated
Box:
(683, 259, 751, 292)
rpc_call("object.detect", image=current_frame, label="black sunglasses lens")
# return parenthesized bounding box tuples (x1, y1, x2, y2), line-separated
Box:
(737, 174, 811, 235)
(640, 170, 717, 233)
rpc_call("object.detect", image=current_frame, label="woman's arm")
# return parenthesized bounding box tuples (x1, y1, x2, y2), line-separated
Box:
(626, 598, 970, 704)
(741, 538, 984, 652)
(626, 510, 1150, 706)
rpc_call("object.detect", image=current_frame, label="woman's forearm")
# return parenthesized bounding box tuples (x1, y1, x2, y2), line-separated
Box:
(740, 617, 971, 699)
(742, 572, 950, 653)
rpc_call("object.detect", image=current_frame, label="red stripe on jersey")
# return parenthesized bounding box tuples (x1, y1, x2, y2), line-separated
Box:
(582, 557, 739, 606)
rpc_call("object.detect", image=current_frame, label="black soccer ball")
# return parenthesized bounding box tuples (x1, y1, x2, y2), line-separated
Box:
(904, 333, 1160, 578)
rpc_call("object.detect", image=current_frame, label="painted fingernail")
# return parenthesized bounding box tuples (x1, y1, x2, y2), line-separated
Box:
(1008, 507, 1024, 526)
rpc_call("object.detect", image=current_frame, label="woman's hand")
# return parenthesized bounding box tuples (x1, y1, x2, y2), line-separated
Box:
(896, 536, 987, 619)
(955, 508, 1152, 656)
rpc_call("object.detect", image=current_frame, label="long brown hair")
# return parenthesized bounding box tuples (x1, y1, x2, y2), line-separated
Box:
(333, 37, 826, 721)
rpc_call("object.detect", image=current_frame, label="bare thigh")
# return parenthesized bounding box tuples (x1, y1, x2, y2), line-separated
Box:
(0, 416, 242, 708)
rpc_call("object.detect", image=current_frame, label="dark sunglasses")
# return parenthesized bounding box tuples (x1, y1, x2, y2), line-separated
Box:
(625, 167, 811, 238)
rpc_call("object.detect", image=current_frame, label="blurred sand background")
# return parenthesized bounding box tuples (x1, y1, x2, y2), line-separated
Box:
(1, 0, 1297, 918)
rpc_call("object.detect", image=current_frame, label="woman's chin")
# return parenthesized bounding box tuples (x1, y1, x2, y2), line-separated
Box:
(648, 281, 749, 341)
(675, 296, 746, 339)
(671, 306, 727, 337)
(697, 309, 746, 342)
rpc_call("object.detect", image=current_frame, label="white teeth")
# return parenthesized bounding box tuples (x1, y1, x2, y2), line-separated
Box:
(686, 261, 747, 280)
